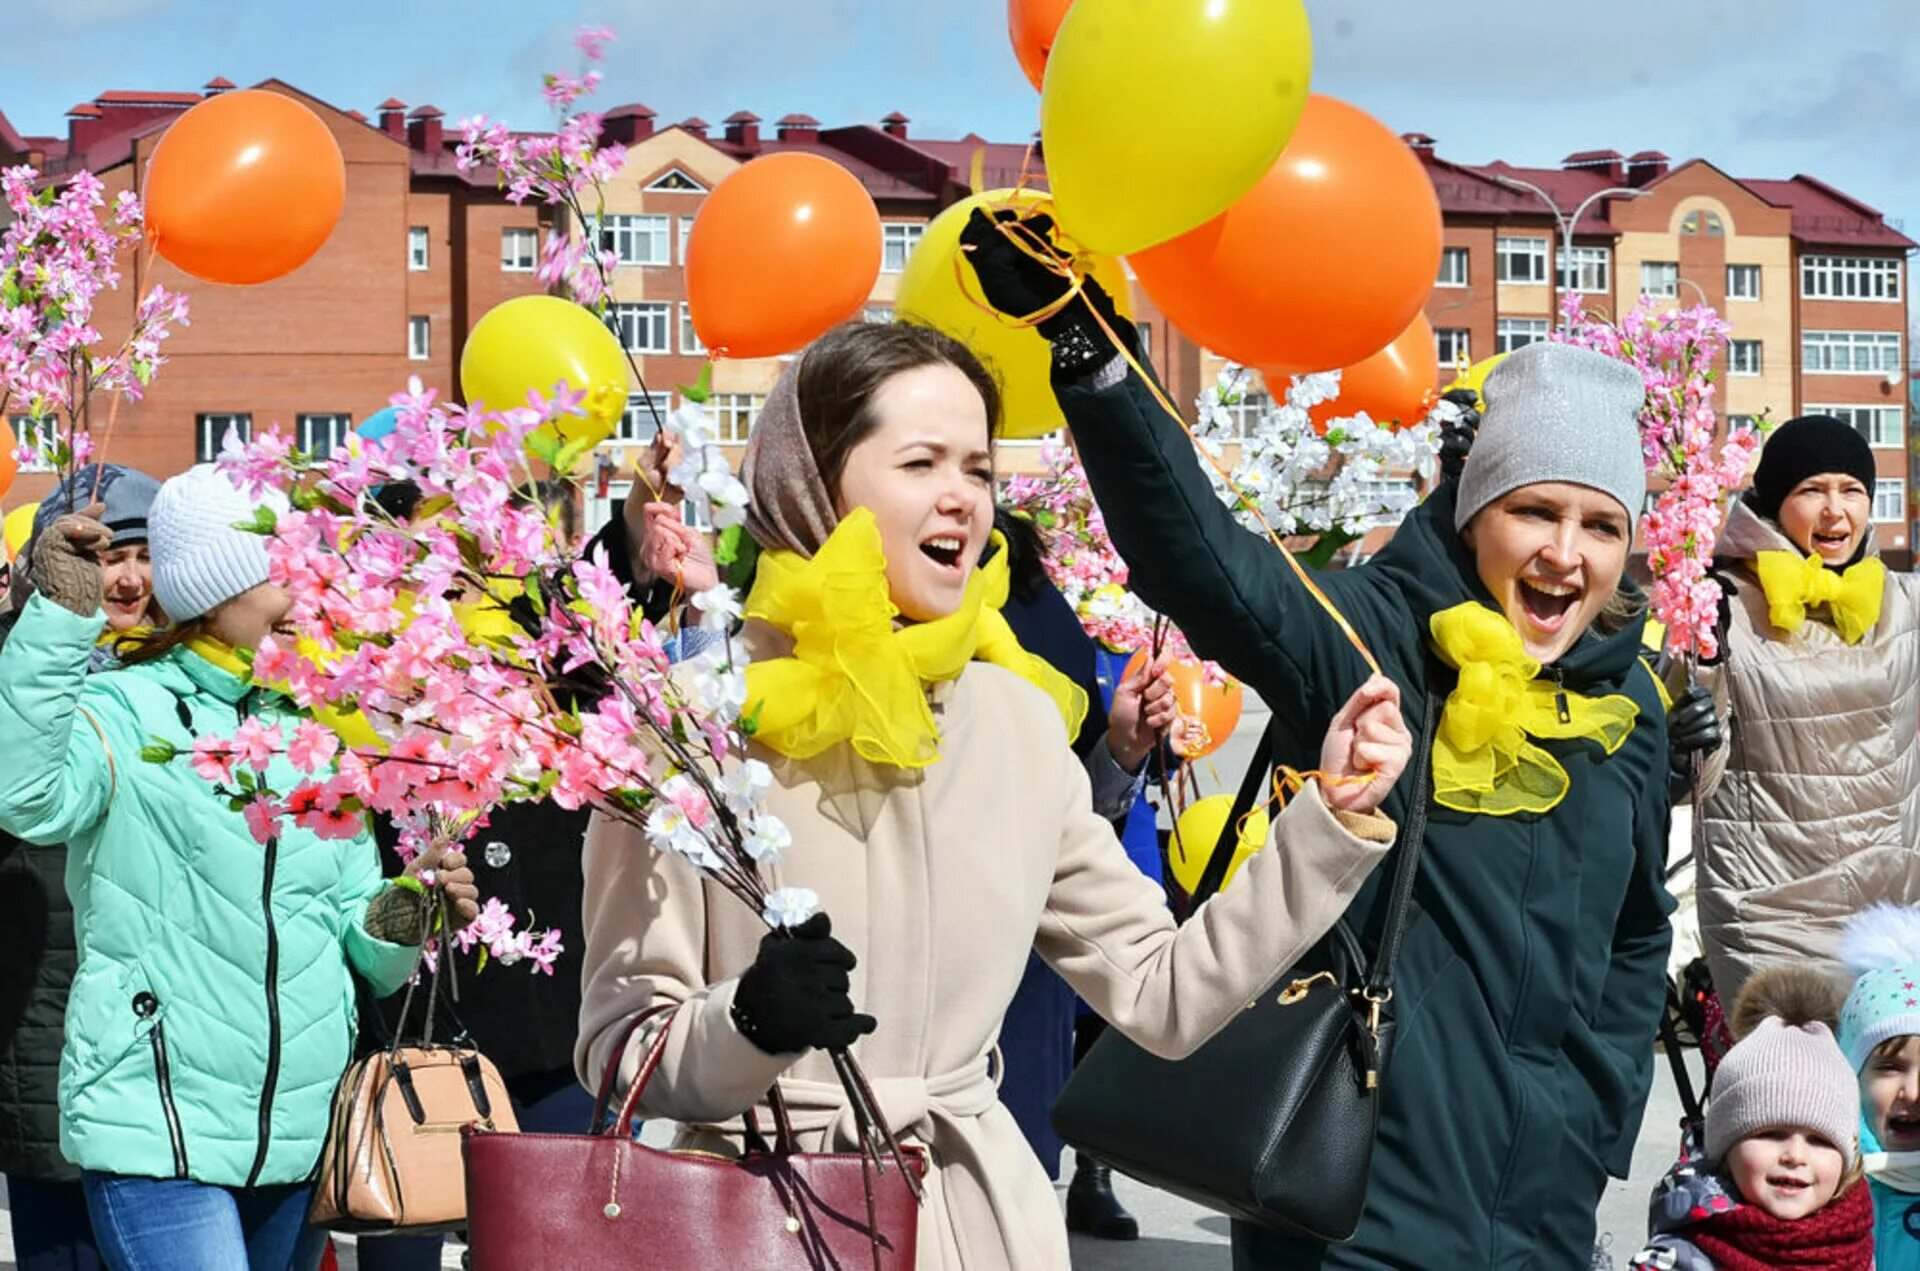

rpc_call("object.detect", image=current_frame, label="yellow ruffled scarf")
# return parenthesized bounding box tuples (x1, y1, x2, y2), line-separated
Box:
(743, 508, 1088, 769)
(1755, 550, 1885, 645)
(1428, 603, 1640, 816)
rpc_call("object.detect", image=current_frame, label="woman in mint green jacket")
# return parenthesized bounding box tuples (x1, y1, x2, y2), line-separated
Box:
(0, 466, 478, 1271)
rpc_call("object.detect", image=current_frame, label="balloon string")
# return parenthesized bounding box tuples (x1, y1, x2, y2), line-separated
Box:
(956, 212, 1383, 679)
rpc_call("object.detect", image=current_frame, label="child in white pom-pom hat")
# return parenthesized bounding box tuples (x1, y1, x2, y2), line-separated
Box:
(1839, 904, 1920, 1269)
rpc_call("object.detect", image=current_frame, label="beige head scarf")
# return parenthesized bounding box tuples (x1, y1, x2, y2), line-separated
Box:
(741, 355, 839, 559)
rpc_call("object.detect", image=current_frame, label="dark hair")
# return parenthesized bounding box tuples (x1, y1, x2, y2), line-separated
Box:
(993, 505, 1050, 600)
(795, 321, 1003, 501)
(113, 616, 212, 667)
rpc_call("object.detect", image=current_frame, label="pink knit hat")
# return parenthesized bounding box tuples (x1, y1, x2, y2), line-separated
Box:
(1705, 1017, 1860, 1168)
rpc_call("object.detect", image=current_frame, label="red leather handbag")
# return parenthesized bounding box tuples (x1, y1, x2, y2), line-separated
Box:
(462, 1011, 925, 1270)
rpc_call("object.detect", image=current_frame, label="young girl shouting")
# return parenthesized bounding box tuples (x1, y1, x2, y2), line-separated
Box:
(1631, 969, 1874, 1269)
(1839, 904, 1920, 1269)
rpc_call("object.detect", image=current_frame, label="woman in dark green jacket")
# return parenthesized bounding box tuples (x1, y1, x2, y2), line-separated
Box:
(962, 213, 1675, 1268)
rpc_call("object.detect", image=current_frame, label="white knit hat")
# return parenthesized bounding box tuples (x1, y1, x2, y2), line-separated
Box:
(1706, 1017, 1860, 1168)
(149, 465, 289, 621)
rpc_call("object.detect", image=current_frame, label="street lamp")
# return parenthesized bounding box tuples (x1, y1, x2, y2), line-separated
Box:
(1487, 173, 1649, 318)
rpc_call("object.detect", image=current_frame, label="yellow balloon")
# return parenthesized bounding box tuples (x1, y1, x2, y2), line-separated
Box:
(900, 190, 1134, 441)
(460, 295, 627, 459)
(1166, 794, 1271, 896)
(1042, 0, 1313, 255)
(1441, 352, 1508, 410)
(4, 503, 40, 562)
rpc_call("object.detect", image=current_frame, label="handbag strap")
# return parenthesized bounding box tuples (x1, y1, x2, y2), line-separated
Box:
(1361, 683, 1439, 999)
(1189, 719, 1276, 907)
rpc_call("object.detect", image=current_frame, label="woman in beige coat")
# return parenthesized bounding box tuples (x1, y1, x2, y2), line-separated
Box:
(575, 322, 1412, 1270)
(1694, 415, 1920, 1003)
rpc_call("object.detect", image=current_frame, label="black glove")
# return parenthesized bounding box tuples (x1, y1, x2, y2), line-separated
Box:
(1666, 681, 1723, 800)
(729, 913, 876, 1056)
(1436, 389, 1481, 484)
(958, 208, 1127, 373)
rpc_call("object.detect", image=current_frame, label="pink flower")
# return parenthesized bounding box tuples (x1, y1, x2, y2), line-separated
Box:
(243, 796, 285, 846)
(190, 738, 238, 785)
(231, 718, 281, 773)
(286, 721, 340, 774)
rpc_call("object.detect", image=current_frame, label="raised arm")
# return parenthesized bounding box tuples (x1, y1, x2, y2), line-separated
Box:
(0, 594, 117, 847)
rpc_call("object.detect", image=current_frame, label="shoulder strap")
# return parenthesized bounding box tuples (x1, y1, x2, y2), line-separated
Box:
(1363, 684, 1439, 997)
(1190, 719, 1276, 906)
(75, 706, 117, 808)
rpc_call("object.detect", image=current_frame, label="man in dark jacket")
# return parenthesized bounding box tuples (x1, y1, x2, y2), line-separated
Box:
(0, 464, 160, 1271)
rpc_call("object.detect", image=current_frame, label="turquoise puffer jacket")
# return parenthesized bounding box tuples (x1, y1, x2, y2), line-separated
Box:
(0, 594, 418, 1188)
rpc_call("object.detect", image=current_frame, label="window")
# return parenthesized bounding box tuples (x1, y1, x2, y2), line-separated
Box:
(598, 214, 671, 266)
(1135, 322, 1153, 360)
(1557, 245, 1611, 293)
(1726, 264, 1761, 301)
(609, 393, 672, 447)
(1496, 236, 1548, 284)
(862, 305, 893, 324)
(678, 216, 695, 265)
(1436, 246, 1469, 288)
(1435, 327, 1471, 367)
(611, 302, 672, 354)
(1727, 415, 1760, 437)
(408, 316, 430, 361)
(408, 226, 429, 271)
(1496, 318, 1550, 353)
(501, 228, 537, 272)
(645, 168, 707, 194)
(881, 222, 925, 273)
(1222, 390, 1271, 438)
(713, 393, 764, 443)
(678, 303, 704, 356)
(1641, 261, 1678, 298)
(1728, 340, 1762, 377)
(1801, 255, 1902, 301)
(297, 413, 351, 458)
(195, 413, 251, 463)
(1681, 210, 1725, 237)
(1809, 404, 1905, 448)
(1802, 330, 1902, 374)
(1873, 478, 1906, 524)
(8, 416, 54, 472)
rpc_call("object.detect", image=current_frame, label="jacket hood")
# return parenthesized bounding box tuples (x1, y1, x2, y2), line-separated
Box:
(1368, 480, 1650, 693)
(1647, 1152, 1741, 1239)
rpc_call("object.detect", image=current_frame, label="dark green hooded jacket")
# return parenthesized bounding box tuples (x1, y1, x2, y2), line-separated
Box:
(1057, 364, 1673, 1269)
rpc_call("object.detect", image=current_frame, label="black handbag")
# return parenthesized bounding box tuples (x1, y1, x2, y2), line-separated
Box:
(1050, 686, 1437, 1242)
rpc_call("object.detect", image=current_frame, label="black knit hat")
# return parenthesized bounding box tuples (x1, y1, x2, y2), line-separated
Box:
(1747, 415, 1876, 524)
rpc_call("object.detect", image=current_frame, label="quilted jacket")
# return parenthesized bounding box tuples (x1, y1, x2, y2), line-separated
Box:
(1696, 501, 1920, 1002)
(0, 594, 418, 1187)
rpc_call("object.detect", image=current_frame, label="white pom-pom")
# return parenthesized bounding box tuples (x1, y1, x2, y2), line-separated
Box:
(1839, 903, 1920, 976)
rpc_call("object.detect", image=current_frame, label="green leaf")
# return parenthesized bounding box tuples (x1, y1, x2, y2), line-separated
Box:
(524, 571, 546, 615)
(236, 505, 279, 537)
(713, 523, 743, 567)
(740, 698, 765, 737)
(475, 944, 489, 974)
(228, 797, 249, 813)
(525, 431, 562, 469)
(552, 434, 596, 476)
(139, 739, 179, 764)
(679, 361, 714, 405)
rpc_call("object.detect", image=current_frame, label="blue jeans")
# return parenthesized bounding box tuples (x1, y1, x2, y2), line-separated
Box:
(80, 1172, 322, 1271)
(351, 1067, 597, 1271)
(7, 1174, 105, 1271)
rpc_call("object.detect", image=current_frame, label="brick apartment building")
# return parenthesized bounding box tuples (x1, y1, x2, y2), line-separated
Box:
(2, 81, 1912, 562)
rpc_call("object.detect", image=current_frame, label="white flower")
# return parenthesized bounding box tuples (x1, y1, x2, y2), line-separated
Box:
(762, 886, 819, 929)
(742, 813, 791, 863)
(688, 647, 747, 722)
(721, 758, 774, 808)
(691, 584, 743, 632)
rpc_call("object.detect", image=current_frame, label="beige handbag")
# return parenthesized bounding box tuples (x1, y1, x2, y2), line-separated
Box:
(310, 900, 517, 1234)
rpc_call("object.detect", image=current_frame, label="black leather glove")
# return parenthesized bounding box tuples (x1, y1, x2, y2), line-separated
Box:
(958, 208, 1128, 374)
(729, 913, 876, 1056)
(1666, 681, 1723, 800)
(1436, 389, 1481, 484)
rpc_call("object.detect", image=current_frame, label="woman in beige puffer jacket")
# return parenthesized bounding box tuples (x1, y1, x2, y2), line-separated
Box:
(1695, 415, 1920, 1003)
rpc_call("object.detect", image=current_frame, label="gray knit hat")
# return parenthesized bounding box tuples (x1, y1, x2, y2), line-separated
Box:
(30, 463, 161, 550)
(1706, 1017, 1860, 1168)
(149, 465, 289, 621)
(1454, 342, 1647, 531)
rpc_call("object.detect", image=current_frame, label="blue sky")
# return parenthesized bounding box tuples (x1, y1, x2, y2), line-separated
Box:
(6, 0, 1916, 343)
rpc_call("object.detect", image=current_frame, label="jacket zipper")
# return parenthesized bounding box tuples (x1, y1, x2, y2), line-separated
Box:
(246, 833, 283, 1188)
(147, 1016, 190, 1177)
(1546, 667, 1571, 724)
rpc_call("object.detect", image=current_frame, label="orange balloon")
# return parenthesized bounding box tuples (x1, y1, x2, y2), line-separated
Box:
(0, 448, 15, 502)
(1296, 314, 1440, 435)
(1123, 652, 1244, 760)
(1009, 0, 1075, 91)
(143, 90, 345, 286)
(686, 154, 882, 360)
(1132, 94, 1442, 375)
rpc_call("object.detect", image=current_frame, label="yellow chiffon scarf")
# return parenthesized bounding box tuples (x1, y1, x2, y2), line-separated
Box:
(1428, 602, 1640, 816)
(743, 508, 1088, 769)
(1755, 550, 1885, 645)
(183, 635, 381, 749)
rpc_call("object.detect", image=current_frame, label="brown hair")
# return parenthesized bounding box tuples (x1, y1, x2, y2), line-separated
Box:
(114, 617, 211, 668)
(1870, 1035, 1917, 1065)
(794, 321, 1002, 501)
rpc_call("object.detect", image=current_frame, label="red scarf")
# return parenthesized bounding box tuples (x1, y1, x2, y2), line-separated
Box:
(1688, 1179, 1874, 1270)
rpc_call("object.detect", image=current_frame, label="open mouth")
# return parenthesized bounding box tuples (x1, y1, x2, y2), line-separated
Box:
(919, 535, 966, 574)
(1811, 528, 1853, 555)
(1517, 579, 1580, 633)
(1885, 1113, 1920, 1144)
(1766, 1175, 1810, 1196)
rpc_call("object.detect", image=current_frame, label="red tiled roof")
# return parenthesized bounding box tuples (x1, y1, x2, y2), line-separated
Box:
(96, 91, 203, 105)
(777, 113, 821, 127)
(204, 77, 236, 90)
(678, 116, 709, 131)
(723, 110, 761, 124)
(881, 111, 910, 125)
(1561, 149, 1623, 166)
(407, 104, 443, 119)
(1465, 161, 1628, 229)
(606, 102, 656, 119)
(907, 136, 1045, 193)
(378, 97, 406, 110)
(1740, 175, 1916, 250)
(66, 103, 103, 118)
(712, 135, 940, 201)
